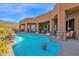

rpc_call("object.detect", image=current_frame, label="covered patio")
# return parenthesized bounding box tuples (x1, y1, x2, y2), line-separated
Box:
(19, 24, 25, 32)
(50, 5, 79, 40)
(38, 21, 50, 34)
(27, 23, 37, 33)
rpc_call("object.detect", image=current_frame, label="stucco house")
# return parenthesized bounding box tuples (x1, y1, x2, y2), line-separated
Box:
(19, 3, 79, 40)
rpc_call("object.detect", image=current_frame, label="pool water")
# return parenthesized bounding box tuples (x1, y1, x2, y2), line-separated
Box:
(12, 33, 62, 56)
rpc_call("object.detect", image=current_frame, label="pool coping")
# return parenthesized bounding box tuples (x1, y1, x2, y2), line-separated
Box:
(7, 45, 14, 56)
(7, 33, 49, 56)
(7, 41, 15, 56)
(8, 33, 61, 56)
(9, 33, 79, 56)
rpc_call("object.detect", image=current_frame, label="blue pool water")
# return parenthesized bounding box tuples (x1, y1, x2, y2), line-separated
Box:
(13, 33, 62, 56)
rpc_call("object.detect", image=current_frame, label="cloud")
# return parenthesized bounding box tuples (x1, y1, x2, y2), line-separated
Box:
(0, 3, 54, 13)
(17, 4, 39, 8)
(0, 18, 17, 22)
(0, 4, 10, 8)
(17, 3, 54, 11)
(0, 4, 34, 13)
(0, 4, 27, 13)
(0, 3, 54, 22)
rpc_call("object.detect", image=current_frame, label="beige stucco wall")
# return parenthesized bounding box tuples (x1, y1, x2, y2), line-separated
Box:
(49, 3, 79, 39)
(36, 11, 51, 23)
(56, 3, 79, 10)
(66, 10, 79, 39)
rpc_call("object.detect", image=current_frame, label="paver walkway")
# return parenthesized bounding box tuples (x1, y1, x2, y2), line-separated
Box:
(58, 40, 79, 56)
(49, 35, 79, 56)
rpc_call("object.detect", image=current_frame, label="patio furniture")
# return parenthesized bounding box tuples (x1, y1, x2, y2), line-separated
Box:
(66, 31, 74, 38)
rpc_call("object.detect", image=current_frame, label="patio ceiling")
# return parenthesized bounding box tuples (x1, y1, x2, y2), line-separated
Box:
(66, 6, 79, 16)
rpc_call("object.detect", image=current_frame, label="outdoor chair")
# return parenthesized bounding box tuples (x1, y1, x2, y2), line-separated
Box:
(66, 31, 74, 39)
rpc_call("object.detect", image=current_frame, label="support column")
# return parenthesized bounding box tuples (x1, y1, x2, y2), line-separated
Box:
(47, 24, 49, 33)
(57, 10, 66, 40)
(75, 16, 79, 39)
(25, 24, 27, 32)
(50, 19, 54, 33)
(19, 24, 21, 31)
(37, 23, 39, 33)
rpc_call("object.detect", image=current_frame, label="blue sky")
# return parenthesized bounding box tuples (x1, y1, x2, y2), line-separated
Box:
(0, 3, 55, 23)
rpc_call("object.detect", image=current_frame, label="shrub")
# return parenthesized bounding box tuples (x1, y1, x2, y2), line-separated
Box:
(0, 26, 15, 56)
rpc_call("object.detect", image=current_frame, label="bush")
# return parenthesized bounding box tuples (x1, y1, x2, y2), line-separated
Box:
(0, 26, 15, 56)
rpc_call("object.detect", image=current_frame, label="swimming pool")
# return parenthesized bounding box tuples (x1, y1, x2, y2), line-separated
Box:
(12, 33, 62, 56)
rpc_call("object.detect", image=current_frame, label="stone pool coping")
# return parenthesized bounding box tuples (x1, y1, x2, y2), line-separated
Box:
(7, 33, 57, 56)
(7, 45, 14, 56)
(6, 41, 15, 56)
(7, 33, 79, 56)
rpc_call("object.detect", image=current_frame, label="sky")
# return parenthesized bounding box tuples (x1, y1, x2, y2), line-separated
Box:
(0, 3, 55, 23)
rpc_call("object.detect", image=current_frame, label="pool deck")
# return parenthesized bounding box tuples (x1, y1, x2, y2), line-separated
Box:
(58, 40, 79, 56)
(50, 35, 79, 56)
(6, 41, 15, 56)
(7, 46, 14, 56)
